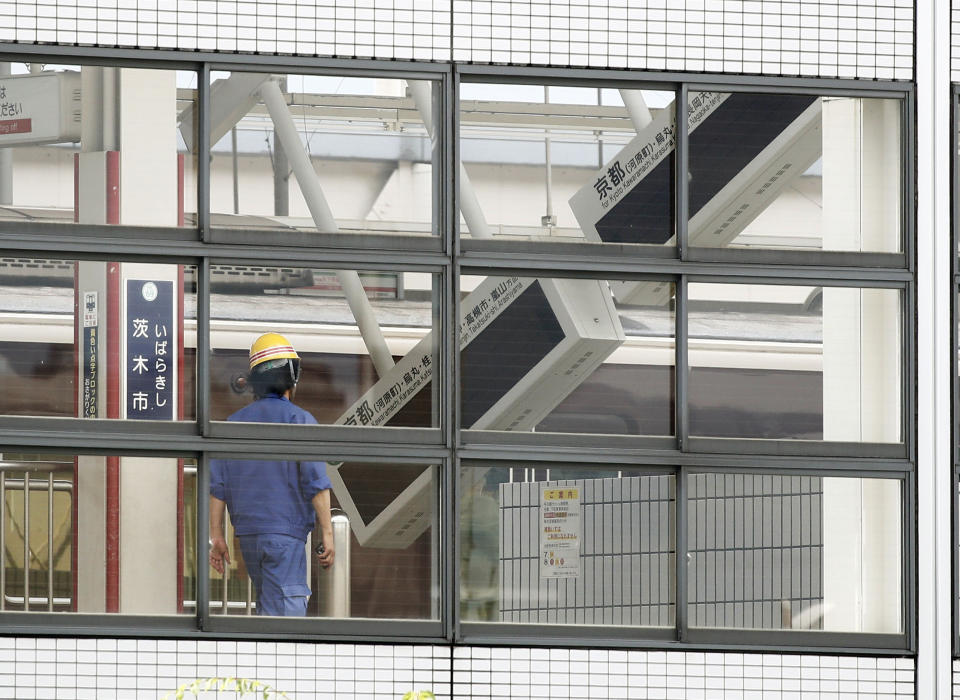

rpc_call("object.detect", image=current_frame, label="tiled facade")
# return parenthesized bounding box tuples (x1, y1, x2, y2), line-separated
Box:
(0, 1, 938, 698)
(954, 0, 960, 81)
(0, 639, 916, 699)
(0, 0, 913, 80)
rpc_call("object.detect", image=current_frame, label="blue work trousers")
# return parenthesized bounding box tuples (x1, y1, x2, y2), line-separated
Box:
(237, 533, 311, 616)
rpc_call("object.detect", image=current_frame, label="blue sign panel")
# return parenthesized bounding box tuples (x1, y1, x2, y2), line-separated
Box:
(126, 279, 174, 420)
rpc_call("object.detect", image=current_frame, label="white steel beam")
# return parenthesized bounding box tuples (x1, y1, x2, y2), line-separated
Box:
(259, 78, 395, 378)
(407, 79, 492, 239)
(618, 89, 653, 131)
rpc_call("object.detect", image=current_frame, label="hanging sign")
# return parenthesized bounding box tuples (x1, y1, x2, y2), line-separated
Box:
(125, 279, 174, 420)
(335, 276, 528, 427)
(0, 72, 81, 146)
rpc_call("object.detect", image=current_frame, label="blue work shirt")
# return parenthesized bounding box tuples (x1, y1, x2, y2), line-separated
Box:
(210, 393, 332, 541)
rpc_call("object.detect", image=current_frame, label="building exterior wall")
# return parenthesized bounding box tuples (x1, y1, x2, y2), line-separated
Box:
(0, 1, 913, 80)
(0, 638, 918, 699)
(0, 0, 946, 699)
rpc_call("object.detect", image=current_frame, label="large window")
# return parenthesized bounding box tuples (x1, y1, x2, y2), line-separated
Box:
(687, 93, 902, 254)
(206, 71, 440, 244)
(0, 64, 197, 229)
(0, 452, 195, 615)
(0, 53, 912, 651)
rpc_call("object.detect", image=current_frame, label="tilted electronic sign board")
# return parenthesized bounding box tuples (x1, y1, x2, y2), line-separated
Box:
(570, 92, 822, 305)
(329, 276, 625, 548)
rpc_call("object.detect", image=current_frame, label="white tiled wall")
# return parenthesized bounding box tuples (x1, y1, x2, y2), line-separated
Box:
(0, 0, 914, 81)
(453, 0, 913, 80)
(452, 648, 915, 699)
(0, 1, 923, 699)
(954, 0, 960, 82)
(0, 638, 915, 700)
(0, 638, 451, 700)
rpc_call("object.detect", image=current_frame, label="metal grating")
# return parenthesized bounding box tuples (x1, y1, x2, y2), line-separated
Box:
(499, 475, 676, 626)
(688, 473, 824, 631)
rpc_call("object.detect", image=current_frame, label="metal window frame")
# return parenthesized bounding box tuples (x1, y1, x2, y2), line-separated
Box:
(453, 70, 913, 270)
(212, 61, 443, 254)
(455, 458, 913, 654)
(454, 459, 681, 646)
(456, 77, 684, 261)
(679, 464, 915, 654)
(0, 50, 452, 256)
(456, 64, 907, 93)
(197, 62, 451, 256)
(0, 445, 449, 640)
(952, 84, 960, 659)
(681, 82, 915, 271)
(456, 267, 911, 461)
(198, 452, 448, 639)
(202, 255, 446, 445)
(0, 47, 917, 652)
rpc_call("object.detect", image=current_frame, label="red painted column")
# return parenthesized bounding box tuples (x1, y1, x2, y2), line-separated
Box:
(105, 154, 121, 613)
(71, 262, 80, 611)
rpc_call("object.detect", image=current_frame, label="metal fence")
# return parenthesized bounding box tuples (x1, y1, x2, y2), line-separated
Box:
(0, 460, 73, 611)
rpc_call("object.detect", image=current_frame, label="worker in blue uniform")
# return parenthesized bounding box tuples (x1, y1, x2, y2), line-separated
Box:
(208, 332, 335, 616)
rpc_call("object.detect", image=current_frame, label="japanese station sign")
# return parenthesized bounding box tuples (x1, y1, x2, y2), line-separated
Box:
(125, 279, 174, 420)
(335, 276, 528, 427)
(0, 71, 81, 146)
(540, 485, 582, 579)
(81, 291, 99, 418)
(569, 91, 726, 244)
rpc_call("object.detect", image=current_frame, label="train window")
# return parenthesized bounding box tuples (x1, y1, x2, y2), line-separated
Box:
(687, 471, 902, 634)
(0, 258, 196, 421)
(458, 273, 675, 437)
(0, 451, 195, 615)
(458, 82, 677, 249)
(205, 71, 438, 240)
(686, 92, 902, 254)
(0, 63, 198, 230)
(687, 282, 902, 443)
(459, 463, 676, 627)
(208, 457, 440, 620)
(209, 266, 440, 428)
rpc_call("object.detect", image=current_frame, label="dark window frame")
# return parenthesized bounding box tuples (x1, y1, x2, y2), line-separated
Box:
(0, 47, 915, 654)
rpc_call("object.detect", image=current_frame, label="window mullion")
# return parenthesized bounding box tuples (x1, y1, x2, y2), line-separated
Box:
(196, 452, 211, 630)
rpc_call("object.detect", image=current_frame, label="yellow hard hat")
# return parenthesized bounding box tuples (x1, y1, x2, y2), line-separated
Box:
(249, 332, 299, 371)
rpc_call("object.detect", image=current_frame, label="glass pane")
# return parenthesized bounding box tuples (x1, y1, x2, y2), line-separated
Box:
(208, 457, 439, 619)
(0, 451, 194, 615)
(687, 473, 902, 634)
(460, 465, 676, 626)
(0, 62, 197, 228)
(0, 257, 197, 421)
(688, 283, 902, 442)
(210, 267, 439, 428)
(687, 92, 902, 253)
(458, 274, 675, 436)
(208, 72, 437, 238)
(459, 83, 676, 247)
